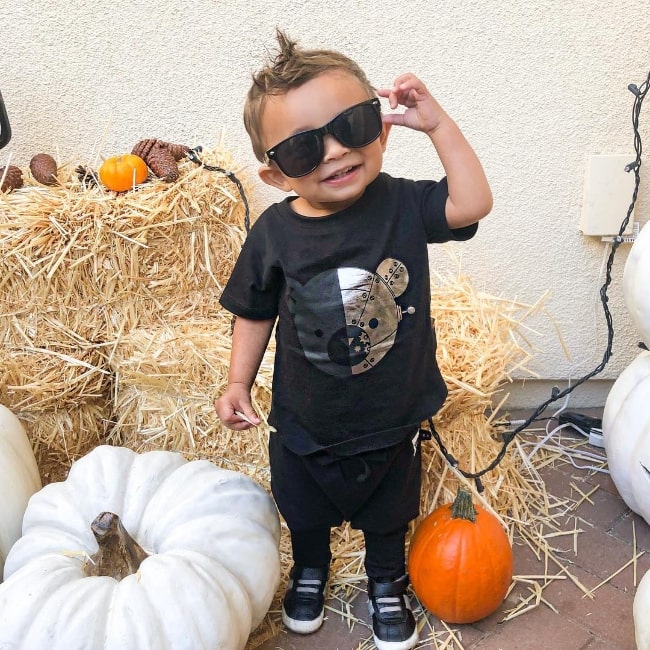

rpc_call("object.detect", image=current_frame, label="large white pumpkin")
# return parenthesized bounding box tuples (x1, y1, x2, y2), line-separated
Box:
(0, 404, 41, 576)
(602, 350, 650, 524)
(634, 569, 650, 649)
(0, 445, 281, 650)
(623, 221, 650, 347)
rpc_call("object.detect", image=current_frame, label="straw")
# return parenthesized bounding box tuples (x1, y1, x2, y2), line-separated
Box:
(0, 145, 248, 472)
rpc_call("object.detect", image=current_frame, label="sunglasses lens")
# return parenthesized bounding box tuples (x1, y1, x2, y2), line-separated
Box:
(273, 132, 323, 177)
(333, 102, 382, 148)
(268, 100, 382, 177)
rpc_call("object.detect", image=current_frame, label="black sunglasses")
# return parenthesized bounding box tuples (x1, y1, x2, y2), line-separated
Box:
(265, 98, 382, 178)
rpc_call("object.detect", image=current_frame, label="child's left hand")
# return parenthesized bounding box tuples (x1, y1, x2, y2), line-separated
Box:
(377, 73, 447, 136)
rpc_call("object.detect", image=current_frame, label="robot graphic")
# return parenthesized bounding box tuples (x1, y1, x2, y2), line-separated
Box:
(286, 258, 415, 377)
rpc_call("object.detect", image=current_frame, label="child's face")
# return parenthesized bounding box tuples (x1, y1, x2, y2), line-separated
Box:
(258, 71, 390, 217)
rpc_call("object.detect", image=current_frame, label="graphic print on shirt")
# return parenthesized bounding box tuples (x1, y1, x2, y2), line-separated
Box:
(286, 258, 415, 377)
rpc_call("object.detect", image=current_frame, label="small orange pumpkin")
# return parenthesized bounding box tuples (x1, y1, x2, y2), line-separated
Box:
(408, 486, 513, 624)
(98, 154, 148, 192)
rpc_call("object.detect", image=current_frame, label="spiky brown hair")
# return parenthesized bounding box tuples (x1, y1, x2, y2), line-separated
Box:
(243, 29, 376, 162)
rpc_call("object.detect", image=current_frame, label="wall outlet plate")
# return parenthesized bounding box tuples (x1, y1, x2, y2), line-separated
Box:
(580, 154, 636, 236)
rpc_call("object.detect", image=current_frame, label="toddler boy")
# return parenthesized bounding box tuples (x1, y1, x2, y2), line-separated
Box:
(215, 30, 492, 650)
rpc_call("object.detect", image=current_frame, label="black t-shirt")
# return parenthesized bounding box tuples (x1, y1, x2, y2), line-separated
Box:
(220, 172, 478, 455)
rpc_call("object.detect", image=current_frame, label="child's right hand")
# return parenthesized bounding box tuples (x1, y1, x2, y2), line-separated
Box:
(214, 382, 261, 430)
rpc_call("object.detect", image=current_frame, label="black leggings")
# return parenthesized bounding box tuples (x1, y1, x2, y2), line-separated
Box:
(291, 525, 408, 580)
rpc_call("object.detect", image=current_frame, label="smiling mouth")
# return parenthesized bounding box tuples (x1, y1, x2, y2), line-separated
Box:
(325, 166, 356, 181)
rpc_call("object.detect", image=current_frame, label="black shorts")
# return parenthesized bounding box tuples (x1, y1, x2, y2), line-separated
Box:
(269, 429, 422, 534)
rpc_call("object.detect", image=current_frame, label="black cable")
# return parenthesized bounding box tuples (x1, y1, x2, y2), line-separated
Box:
(431, 70, 650, 491)
(186, 146, 251, 233)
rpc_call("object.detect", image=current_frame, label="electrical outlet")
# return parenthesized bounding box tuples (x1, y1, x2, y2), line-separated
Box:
(580, 154, 636, 236)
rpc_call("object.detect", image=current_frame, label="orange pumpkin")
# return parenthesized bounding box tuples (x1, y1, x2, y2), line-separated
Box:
(408, 486, 513, 624)
(98, 154, 148, 192)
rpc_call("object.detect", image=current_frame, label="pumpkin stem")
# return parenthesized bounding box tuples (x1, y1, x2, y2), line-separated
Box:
(451, 487, 478, 522)
(84, 512, 149, 580)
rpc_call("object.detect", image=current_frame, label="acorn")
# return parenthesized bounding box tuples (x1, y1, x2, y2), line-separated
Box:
(30, 153, 58, 185)
(0, 165, 23, 192)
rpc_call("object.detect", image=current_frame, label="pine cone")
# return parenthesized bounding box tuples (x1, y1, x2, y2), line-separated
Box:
(131, 139, 180, 182)
(165, 142, 190, 161)
(1, 165, 23, 192)
(132, 138, 161, 161)
(75, 165, 99, 188)
(146, 144, 179, 182)
(30, 153, 58, 185)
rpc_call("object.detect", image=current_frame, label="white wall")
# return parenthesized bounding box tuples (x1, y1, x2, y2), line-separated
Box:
(2, 0, 650, 409)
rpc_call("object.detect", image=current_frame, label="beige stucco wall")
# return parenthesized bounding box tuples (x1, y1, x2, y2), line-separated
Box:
(2, 0, 650, 408)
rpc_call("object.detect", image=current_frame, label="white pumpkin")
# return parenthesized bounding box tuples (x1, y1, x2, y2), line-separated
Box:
(634, 569, 650, 649)
(623, 221, 650, 347)
(602, 350, 650, 524)
(0, 445, 281, 650)
(0, 404, 41, 576)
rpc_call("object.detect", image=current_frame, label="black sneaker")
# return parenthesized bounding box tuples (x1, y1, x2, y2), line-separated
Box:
(282, 565, 329, 634)
(367, 574, 418, 650)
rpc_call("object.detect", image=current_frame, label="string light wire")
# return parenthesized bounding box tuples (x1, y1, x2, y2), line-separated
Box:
(429, 70, 650, 490)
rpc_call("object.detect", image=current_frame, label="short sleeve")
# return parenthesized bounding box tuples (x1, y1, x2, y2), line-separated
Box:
(219, 221, 283, 320)
(418, 176, 479, 243)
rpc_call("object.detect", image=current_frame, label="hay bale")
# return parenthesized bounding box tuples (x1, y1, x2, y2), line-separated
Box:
(107, 268, 542, 514)
(100, 262, 545, 498)
(0, 146, 248, 340)
(18, 400, 109, 484)
(0, 144, 249, 473)
(423, 270, 547, 514)
(0, 312, 109, 411)
(107, 316, 275, 481)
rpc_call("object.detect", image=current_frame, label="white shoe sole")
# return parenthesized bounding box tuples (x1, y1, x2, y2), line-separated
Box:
(372, 629, 419, 650)
(368, 600, 419, 650)
(282, 606, 325, 634)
